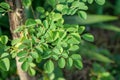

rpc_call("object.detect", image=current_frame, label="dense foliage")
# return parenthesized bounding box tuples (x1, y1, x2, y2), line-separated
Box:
(1, 0, 120, 80)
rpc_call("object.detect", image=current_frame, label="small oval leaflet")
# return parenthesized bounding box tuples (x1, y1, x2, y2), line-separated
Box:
(0, 35, 8, 44)
(21, 61, 29, 71)
(78, 26, 85, 34)
(28, 67, 36, 76)
(36, 7, 45, 13)
(58, 57, 66, 68)
(25, 19, 37, 27)
(74, 60, 83, 70)
(0, 58, 10, 71)
(82, 33, 94, 42)
(95, 0, 105, 5)
(88, 0, 94, 4)
(67, 57, 73, 68)
(0, 2, 10, 10)
(71, 54, 82, 60)
(44, 60, 54, 73)
(78, 11, 87, 20)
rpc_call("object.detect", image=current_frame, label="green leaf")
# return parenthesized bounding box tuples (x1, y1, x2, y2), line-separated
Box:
(0, 2, 10, 10)
(44, 60, 54, 73)
(53, 48, 61, 54)
(66, 27, 77, 32)
(95, 0, 105, 5)
(58, 0, 66, 3)
(30, 52, 39, 59)
(29, 63, 36, 67)
(71, 54, 82, 60)
(74, 60, 83, 70)
(69, 45, 79, 51)
(78, 11, 87, 20)
(72, 1, 82, 8)
(67, 37, 79, 44)
(43, 20, 49, 28)
(62, 8, 69, 14)
(25, 19, 37, 27)
(36, 7, 45, 13)
(47, 0, 56, 7)
(72, 1, 88, 10)
(61, 52, 68, 58)
(82, 0, 87, 2)
(58, 57, 66, 68)
(59, 31, 67, 40)
(56, 4, 68, 12)
(21, 61, 29, 71)
(1, 53, 9, 58)
(67, 0, 74, 3)
(0, 35, 8, 44)
(22, 39, 31, 44)
(36, 56, 42, 63)
(82, 33, 94, 42)
(88, 0, 94, 4)
(0, 8, 5, 12)
(11, 51, 17, 58)
(78, 26, 85, 34)
(0, 58, 10, 71)
(35, 45, 43, 53)
(28, 67, 36, 76)
(11, 38, 21, 46)
(18, 44, 28, 49)
(27, 56, 33, 62)
(52, 55, 59, 60)
(17, 51, 27, 57)
(67, 33, 81, 44)
(42, 51, 52, 59)
(35, 19, 42, 24)
(19, 57, 26, 62)
(54, 13, 62, 21)
(61, 42, 68, 48)
(22, 0, 31, 8)
(52, 31, 59, 41)
(67, 58, 73, 68)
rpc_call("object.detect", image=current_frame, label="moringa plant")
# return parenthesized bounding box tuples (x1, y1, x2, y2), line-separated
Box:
(0, 0, 105, 80)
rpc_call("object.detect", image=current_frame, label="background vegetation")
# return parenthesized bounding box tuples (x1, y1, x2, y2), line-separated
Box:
(0, 0, 120, 80)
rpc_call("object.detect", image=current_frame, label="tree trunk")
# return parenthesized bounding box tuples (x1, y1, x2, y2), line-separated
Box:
(5, 0, 35, 80)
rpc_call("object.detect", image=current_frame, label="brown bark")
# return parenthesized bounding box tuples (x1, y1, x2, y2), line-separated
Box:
(5, 0, 35, 80)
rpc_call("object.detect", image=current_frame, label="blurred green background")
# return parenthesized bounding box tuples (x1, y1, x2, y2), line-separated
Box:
(0, 0, 120, 80)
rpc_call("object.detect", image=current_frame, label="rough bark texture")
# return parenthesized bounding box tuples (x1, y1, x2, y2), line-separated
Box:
(5, 0, 35, 80)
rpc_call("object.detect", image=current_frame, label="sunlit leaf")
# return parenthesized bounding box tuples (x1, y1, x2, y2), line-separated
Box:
(71, 54, 82, 60)
(0, 2, 10, 10)
(88, 0, 94, 4)
(0, 35, 8, 44)
(82, 33, 94, 42)
(28, 67, 36, 76)
(78, 11, 87, 20)
(0, 58, 10, 71)
(95, 0, 105, 5)
(74, 60, 83, 70)
(58, 57, 66, 68)
(22, 0, 31, 8)
(21, 61, 29, 71)
(25, 19, 37, 27)
(44, 60, 54, 73)
(67, 57, 73, 68)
